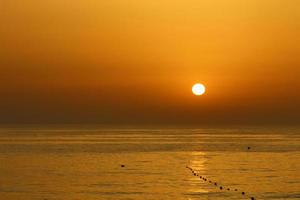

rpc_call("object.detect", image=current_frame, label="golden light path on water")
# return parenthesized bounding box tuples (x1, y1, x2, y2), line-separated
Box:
(187, 152, 209, 194)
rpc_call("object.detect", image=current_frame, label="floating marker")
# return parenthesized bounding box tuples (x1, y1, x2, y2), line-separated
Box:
(187, 167, 255, 200)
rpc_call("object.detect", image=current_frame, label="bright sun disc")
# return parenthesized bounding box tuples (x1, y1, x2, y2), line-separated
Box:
(192, 83, 206, 96)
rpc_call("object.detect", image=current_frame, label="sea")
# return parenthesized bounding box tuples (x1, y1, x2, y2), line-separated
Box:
(0, 126, 299, 200)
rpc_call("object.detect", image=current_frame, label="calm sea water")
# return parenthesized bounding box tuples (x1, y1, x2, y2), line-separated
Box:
(0, 127, 299, 200)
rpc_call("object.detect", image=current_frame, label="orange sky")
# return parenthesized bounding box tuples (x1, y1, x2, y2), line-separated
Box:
(0, 0, 299, 125)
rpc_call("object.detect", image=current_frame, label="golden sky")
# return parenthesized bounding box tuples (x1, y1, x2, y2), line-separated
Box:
(0, 0, 299, 125)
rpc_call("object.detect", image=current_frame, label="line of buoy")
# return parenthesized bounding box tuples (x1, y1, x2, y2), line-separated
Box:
(186, 166, 256, 200)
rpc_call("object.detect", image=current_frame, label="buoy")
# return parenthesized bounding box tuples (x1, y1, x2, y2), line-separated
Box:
(187, 167, 256, 200)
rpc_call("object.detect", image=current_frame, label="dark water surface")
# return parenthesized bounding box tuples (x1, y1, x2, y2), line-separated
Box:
(0, 127, 299, 200)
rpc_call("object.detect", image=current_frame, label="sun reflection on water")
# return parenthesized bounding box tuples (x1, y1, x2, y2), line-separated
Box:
(187, 152, 209, 194)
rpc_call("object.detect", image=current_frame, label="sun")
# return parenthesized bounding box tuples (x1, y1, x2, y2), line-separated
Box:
(192, 83, 206, 96)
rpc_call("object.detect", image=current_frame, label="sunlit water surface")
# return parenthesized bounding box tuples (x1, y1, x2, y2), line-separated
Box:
(0, 127, 299, 200)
